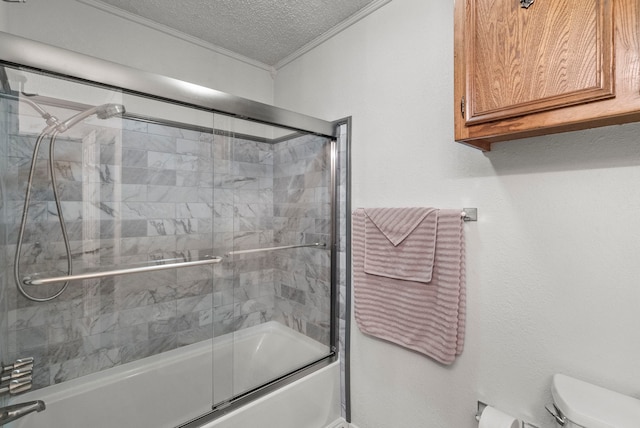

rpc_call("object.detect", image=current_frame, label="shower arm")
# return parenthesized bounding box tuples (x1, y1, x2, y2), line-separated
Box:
(0, 91, 61, 128)
(0, 92, 126, 132)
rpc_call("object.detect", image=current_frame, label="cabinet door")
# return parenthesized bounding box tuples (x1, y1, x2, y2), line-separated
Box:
(463, 0, 614, 125)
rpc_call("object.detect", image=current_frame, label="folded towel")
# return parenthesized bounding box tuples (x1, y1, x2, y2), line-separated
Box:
(364, 207, 438, 283)
(353, 208, 466, 365)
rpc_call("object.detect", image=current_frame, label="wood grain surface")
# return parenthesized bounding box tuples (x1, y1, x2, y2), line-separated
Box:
(453, 0, 640, 150)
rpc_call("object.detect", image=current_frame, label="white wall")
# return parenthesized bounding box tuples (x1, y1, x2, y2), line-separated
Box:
(0, 0, 273, 103)
(276, 1, 640, 427)
(0, 3, 8, 32)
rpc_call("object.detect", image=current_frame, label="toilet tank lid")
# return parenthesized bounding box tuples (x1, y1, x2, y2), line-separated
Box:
(552, 374, 640, 428)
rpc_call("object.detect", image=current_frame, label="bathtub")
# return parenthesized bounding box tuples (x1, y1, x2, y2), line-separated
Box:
(7, 321, 342, 428)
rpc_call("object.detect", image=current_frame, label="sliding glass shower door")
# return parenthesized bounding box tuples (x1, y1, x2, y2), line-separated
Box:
(210, 115, 334, 407)
(0, 76, 11, 411)
(0, 59, 337, 426)
(0, 65, 219, 424)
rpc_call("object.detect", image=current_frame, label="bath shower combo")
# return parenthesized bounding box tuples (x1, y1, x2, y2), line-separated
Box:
(0, 31, 349, 428)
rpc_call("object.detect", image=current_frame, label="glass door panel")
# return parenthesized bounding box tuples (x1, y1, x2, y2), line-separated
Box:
(0, 65, 216, 424)
(0, 62, 336, 423)
(211, 114, 333, 405)
(0, 77, 12, 409)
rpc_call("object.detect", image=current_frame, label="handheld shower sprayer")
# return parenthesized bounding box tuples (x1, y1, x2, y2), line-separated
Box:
(0, 94, 126, 132)
(97, 103, 126, 120)
(14, 101, 126, 302)
(54, 103, 126, 132)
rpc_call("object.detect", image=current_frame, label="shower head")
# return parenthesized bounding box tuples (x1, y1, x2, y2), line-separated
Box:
(96, 103, 126, 120)
(57, 103, 126, 132)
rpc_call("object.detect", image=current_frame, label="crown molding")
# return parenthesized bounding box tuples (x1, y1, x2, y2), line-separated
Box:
(76, 0, 275, 73)
(273, 0, 392, 70)
(76, 0, 392, 74)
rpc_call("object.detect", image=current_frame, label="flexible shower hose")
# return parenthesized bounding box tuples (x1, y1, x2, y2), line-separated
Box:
(14, 128, 72, 302)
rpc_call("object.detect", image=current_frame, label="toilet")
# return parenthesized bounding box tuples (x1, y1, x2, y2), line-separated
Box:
(549, 374, 640, 427)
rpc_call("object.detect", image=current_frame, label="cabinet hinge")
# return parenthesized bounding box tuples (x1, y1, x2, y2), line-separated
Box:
(520, 0, 535, 9)
(460, 96, 465, 119)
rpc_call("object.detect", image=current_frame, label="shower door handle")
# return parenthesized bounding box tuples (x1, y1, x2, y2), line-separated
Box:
(23, 256, 223, 286)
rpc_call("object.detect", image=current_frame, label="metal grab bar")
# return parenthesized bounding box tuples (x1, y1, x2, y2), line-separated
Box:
(22, 242, 324, 286)
(22, 257, 223, 286)
(226, 242, 325, 256)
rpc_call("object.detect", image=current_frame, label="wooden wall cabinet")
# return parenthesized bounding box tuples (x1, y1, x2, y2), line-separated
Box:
(454, 0, 640, 151)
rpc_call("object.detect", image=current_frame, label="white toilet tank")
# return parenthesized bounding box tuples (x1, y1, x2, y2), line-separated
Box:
(551, 374, 640, 428)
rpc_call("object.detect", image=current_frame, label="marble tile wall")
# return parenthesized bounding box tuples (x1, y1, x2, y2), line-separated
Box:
(0, 117, 219, 389)
(0, 105, 341, 395)
(211, 133, 277, 336)
(1, 112, 282, 390)
(272, 134, 332, 344)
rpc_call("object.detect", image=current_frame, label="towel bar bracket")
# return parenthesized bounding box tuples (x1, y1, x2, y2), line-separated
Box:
(462, 208, 477, 222)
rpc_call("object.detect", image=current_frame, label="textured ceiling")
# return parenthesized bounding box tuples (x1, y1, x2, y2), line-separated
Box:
(96, 0, 379, 67)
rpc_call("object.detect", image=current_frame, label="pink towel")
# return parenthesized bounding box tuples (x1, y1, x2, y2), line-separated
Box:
(364, 207, 438, 283)
(353, 208, 466, 365)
